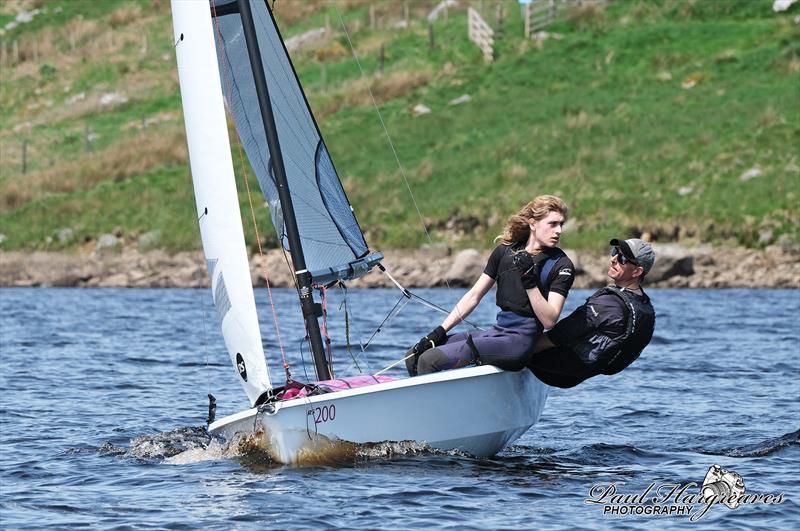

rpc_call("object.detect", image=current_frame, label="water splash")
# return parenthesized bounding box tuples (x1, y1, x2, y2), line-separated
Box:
(122, 426, 473, 469)
(127, 427, 212, 460)
(165, 437, 244, 465)
(355, 440, 453, 461)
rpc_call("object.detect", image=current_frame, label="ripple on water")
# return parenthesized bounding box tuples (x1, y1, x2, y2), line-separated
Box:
(702, 429, 800, 458)
(1, 287, 798, 529)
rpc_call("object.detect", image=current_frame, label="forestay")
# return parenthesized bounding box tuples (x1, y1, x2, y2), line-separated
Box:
(211, 0, 382, 286)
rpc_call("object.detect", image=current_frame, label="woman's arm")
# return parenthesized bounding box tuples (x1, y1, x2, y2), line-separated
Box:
(526, 288, 566, 330)
(440, 273, 495, 331)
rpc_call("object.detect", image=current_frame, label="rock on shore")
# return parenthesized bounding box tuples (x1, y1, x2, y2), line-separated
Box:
(1, 245, 798, 289)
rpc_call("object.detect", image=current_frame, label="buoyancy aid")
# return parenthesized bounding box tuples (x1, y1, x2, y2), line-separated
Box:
(496, 248, 566, 318)
(538, 251, 564, 290)
(571, 286, 656, 375)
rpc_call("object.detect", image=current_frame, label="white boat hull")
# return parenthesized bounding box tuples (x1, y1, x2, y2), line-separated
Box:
(209, 366, 548, 464)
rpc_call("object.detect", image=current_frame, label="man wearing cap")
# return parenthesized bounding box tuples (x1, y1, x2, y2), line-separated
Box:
(527, 238, 656, 388)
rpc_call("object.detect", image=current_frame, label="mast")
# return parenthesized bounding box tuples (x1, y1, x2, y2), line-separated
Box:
(236, 0, 331, 381)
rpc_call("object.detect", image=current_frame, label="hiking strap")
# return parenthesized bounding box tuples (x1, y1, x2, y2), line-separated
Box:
(466, 334, 482, 365)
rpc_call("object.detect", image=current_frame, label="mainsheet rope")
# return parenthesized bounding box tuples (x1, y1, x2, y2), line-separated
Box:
(211, 1, 291, 381)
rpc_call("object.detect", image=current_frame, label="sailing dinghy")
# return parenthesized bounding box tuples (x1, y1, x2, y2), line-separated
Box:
(171, 0, 548, 464)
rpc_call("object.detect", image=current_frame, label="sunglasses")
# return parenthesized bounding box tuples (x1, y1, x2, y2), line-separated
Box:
(611, 246, 638, 266)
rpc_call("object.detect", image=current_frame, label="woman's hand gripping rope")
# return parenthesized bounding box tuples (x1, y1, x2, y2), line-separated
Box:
(413, 326, 447, 355)
(402, 326, 448, 377)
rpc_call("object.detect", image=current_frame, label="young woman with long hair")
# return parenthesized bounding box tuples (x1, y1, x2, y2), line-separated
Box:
(407, 195, 575, 375)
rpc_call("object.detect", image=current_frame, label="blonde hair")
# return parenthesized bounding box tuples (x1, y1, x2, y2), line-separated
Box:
(497, 195, 569, 245)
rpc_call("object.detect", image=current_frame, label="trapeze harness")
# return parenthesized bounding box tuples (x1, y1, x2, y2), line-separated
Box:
(411, 249, 567, 375)
(530, 286, 656, 388)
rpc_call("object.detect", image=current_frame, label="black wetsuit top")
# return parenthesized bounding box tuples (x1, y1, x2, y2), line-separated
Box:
(483, 244, 575, 318)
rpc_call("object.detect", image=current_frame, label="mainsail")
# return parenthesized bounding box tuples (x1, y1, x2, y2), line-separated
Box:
(172, 0, 271, 405)
(211, 0, 382, 286)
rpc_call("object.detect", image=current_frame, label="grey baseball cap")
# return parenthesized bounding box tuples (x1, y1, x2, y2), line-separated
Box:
(610, 238, 656, 275)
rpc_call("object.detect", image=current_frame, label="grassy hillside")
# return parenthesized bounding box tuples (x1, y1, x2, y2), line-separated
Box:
(1, 0, 798, 253)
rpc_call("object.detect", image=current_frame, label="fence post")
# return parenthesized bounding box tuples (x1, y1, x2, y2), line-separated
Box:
(496, 3, 504, 37)
(84, 124, 92, 153)
(524, 2, 530, 38)
(428, 22, 435, 52)
(21, 140, 27, 174)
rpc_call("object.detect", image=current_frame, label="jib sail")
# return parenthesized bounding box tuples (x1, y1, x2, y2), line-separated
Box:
(172, 0, 272, 404)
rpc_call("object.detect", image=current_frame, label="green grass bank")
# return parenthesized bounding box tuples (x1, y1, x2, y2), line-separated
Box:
(1, 0, 798, 254)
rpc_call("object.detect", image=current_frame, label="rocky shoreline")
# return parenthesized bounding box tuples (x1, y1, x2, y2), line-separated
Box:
(1, 244, 798, 289)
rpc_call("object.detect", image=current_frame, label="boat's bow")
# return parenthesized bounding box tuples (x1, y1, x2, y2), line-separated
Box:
(210, 366, 548, 464)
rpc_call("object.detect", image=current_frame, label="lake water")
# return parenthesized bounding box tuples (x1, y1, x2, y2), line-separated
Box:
(1, 287, 798, 529)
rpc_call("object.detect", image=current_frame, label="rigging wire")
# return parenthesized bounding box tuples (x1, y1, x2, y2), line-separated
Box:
(181, 153, 214, 410)
(211, 0, 291, 382)
(334, 7, 437, 252)
(362, 292, 412, 351)
(195, 219, 212, 404)
(333, 6, 474, 329)
(379, 264, 484, 331)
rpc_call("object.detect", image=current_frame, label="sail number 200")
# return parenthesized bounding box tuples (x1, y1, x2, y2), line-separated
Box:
(312, 404, 336, 424)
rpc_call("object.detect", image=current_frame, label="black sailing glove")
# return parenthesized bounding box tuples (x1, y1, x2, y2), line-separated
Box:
(513, 251, 548, 290)
(413, 326, 447, 354)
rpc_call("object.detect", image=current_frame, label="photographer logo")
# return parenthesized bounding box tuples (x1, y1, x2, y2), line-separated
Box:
(701, 464, 744, 509)
(585, 464, 786, 521)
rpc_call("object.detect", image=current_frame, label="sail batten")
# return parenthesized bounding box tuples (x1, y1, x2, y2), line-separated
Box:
(212, 0, 381, 285)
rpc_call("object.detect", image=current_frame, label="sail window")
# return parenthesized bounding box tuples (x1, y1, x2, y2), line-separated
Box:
(213, 273, 232, 323)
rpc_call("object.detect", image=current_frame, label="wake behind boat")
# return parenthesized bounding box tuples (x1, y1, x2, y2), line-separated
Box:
(171, 0, 548, 465)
